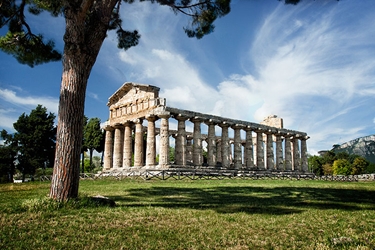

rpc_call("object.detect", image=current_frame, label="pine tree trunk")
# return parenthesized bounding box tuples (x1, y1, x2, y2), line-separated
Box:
(49, 1, 117, 201)
(49, 53, 89, 200)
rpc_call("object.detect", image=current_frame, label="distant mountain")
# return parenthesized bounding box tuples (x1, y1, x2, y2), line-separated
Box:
(332, 135, 375, 163)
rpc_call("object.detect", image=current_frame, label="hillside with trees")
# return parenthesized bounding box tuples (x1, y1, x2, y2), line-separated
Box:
(332, 135, 375, 163)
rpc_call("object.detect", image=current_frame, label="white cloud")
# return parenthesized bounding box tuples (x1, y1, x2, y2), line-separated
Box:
(0, 109, 18, 131)
(118, 51, 138, 65)
(240, 1, 375, 152)
(0, 88, 59, 131)
(0, 88, 58, 113)
(98, 1, 375, 154)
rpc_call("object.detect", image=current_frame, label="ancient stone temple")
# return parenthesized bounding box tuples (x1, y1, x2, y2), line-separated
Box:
(102, 82, 310, 174)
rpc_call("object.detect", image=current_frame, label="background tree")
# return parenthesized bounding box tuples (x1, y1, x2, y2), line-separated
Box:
(0, 0, 303, 201)
(2, 105, 56, 180)
(83, 117, 104, 171)
(351, 157, 368, 175)
(308, 155, 323, 176)
(332, 158, 351, 176)
(0, 130, 18, 182)
(11, 105, 56, 181)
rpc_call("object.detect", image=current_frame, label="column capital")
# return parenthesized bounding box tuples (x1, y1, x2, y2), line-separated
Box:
(123, 120, 133, 126)
(264, 128, 276, 135)
(113, 123, 124, 129)
(103, 124, 114, 131)
(254, 127, 265, 133)
(204, 118, 220, 126)
(158, 113, 171, 119)
(190, 116, 203, 123)
(174, 114, 189, 121)
(244, 125, 254, 131)
(218, 121, 231, 128)
(231, 124, 245, 130)
(133, 118, 143, 124)
(300, 135, 310, 140)
(283, 132, 293, 138)
(145, 114, 157, 121)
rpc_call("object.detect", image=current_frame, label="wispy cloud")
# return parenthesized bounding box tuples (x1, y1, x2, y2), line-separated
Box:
(0, 88, 58, 113)
(0, 87, 59, 131)
(236, 2, 375, 151)
(97, 1, 375, 154)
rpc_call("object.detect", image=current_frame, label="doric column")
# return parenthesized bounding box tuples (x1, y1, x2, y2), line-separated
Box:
(146, 115, 157, 167)
(256, 130, 265, 169)
(205, 119, 218, 167)
(301, 136, 309, 172)
(284, 135, 292, 171)
(186, 135, 193, 164)
(216, 139, 222, 164)
(232, 124, 244, 169)
(244, 126, 254, 170)
(219, 122, 230, 168)
(113, 124, 124, 169)
(133, 119, 144, 167)
(266, 131, 274, 171)
(159, 114, 170, 166)
(175, 115, 188, 166)
(103, 125, 114, 170)
(191, 117, 203, 166)
(293, 136, 301, 171)
(123, 121, 133, 167)
(275, 134, 283, 170)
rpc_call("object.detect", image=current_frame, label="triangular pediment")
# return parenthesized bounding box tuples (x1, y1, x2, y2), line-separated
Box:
(107, 82, 160, 107)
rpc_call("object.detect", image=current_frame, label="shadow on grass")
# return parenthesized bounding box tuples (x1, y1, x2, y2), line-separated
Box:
(108, 186, 375, 215)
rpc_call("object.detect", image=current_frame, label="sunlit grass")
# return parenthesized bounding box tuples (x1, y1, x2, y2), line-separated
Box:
(1, 179, 374, 249)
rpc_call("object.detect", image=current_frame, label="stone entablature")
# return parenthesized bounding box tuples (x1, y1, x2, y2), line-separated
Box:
(103, 82, 310, 173)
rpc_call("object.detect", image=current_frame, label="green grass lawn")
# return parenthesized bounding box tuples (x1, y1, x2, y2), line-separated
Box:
(1, 179, 374, 249)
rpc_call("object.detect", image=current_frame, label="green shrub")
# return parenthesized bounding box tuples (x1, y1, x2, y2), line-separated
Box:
(332, 159, 352, 175)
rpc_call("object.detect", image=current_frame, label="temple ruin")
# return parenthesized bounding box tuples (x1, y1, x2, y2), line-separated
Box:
(102, 82, 310, 176)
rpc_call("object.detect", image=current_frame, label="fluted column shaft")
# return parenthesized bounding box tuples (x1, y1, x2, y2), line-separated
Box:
(220, 123, 230, 168)
(186, 136, 193, 163)
(159, 114, 170, 166)
(216, 139, 222, 164)
(301, 137, 309, 172)
(275, 135, 283, 170)
(175, 116, 188, 166)
(266, 132, 274, 170)
(205, 120, 217, 167)
(245, 127, 254, 169)
(191, 117, 203, 166)
(146, 116, 157, 167)
(256, 131, 265, 169)
(113, 125, 124, 169)
(232, 125, 243, 169)
(134, 119, 144, 167)
(123, 121, 133, 167)
(284, 136, 292, 171)
(293, 137, 301, 171)
(103, 126, 114, 170)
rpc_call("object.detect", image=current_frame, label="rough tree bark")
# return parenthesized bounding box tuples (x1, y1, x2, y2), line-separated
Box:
(50, 1, 118, 201)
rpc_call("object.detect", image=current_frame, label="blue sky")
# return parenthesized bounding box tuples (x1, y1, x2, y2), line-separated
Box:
(1, 0, 374, 155)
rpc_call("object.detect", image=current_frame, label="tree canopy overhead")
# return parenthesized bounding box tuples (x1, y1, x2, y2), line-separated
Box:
(0, 0, 232, 67)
